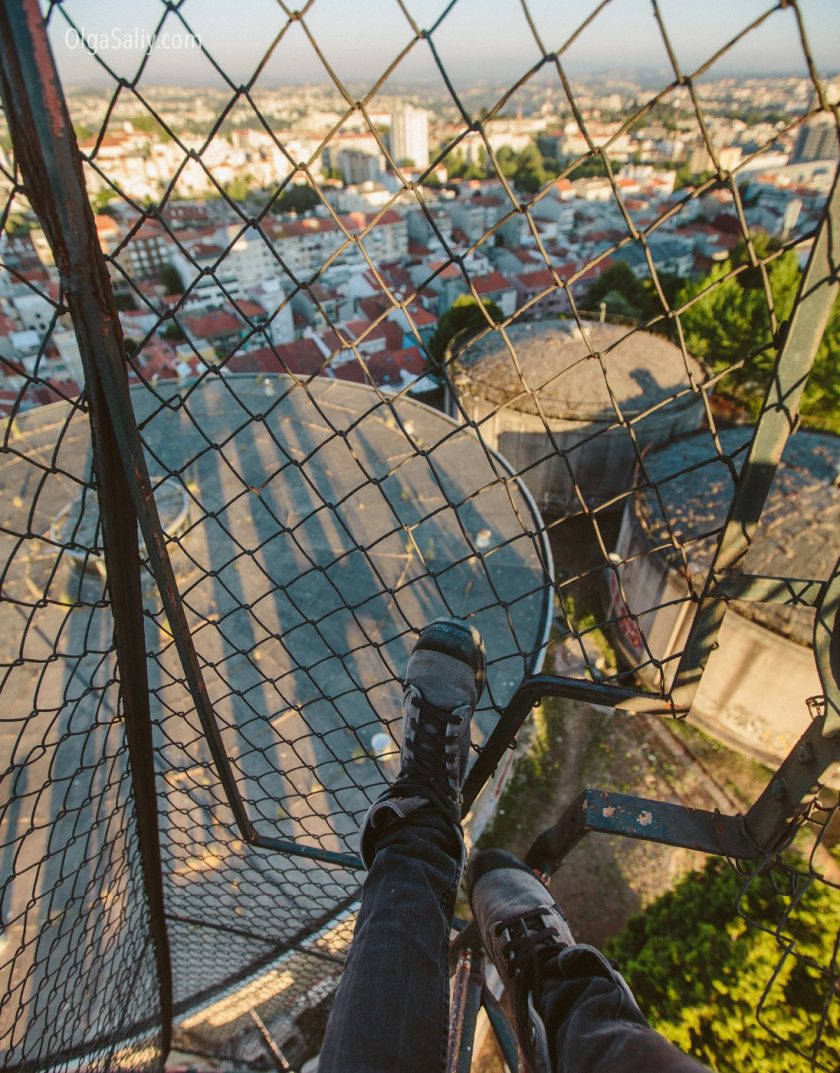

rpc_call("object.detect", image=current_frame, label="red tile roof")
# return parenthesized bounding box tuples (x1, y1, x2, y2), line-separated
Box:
(516, 268, 567, 291)
(366, 346, 425, 386)
(222, 339, 325, 377)
(189, 243, 225, 259)
(404, 304, 436, 327)
(95, 215, 120, 235)
(330, 346, 425, 389)
(330, 362, 367, 384)
(358, 295, 391, 320)
(236, 300, 267, 319)
(512, 249, 541, 264)
(182, 310, 242, 341)
(274, 339, 325, 376)
(473, 271, 515, 295)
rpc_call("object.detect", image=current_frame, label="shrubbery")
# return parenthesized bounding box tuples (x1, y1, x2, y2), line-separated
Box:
(605, 857, 839, 1072)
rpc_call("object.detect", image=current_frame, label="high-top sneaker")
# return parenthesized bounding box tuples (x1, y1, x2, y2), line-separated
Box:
(359, 617, 485, 868)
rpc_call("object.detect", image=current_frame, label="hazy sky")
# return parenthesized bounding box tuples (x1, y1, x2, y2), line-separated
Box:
(45, 0, 840, 90)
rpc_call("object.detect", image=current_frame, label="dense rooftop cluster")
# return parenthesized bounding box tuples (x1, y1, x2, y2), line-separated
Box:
(0, 75, 835, 420)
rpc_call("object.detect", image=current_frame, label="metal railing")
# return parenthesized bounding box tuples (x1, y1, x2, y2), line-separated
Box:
(0, 1, 838, 1069)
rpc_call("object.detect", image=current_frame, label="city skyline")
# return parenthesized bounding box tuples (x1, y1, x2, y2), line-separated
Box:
(44, 0, 840, 89)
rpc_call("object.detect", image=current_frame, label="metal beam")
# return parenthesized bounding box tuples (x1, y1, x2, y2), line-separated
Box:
(481, 985, 519, 1073)
(0, 1, 173, 1056)
(250, 1010, 296, 1073)
(447, 949, 474, 1073)
(713, 572, 825, 608)
(462, 674, 672, 812)
(524, 789, 758, 876)
(813, 556, 840, 738)
(0, 0, 365, 878)
(744, 710, 840, 849)
(254, 832, 363, 870)
(671, 165, 840, 711)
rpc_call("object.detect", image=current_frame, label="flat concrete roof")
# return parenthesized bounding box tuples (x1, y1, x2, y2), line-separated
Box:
(0, 373, 552, 1049)
(454, 319, 704, 421)
(635, 426, 840, 643)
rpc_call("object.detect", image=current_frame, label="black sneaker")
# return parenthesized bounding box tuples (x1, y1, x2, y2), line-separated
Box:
(359, 618, 485, 867)
(469, 849, 574, 1073)
(470, 849, 710, 1073)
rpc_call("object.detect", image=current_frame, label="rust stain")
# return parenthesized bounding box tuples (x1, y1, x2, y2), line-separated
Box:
(637, 810, 653, 826)
(25, 1, 65, 140)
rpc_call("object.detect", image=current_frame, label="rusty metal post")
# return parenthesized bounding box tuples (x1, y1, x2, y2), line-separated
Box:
(0, 0, 173, 1056)
(447, 947, 474, 1073)
(250, 1009, 297, 1072)
(447, 945, 490, 1072)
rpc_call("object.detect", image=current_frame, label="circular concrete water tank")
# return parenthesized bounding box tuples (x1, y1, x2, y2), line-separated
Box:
(607, 426, 840, 764)
(0, 373, 554, 1053)
(449, 318, 706, 517)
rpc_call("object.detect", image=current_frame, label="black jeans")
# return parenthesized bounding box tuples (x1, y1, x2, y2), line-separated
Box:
(318, 814, 709, 1073)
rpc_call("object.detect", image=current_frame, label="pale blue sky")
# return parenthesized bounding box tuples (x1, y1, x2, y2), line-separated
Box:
(44, 0, 840, 89)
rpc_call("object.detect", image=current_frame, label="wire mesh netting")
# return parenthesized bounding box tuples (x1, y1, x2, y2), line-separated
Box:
(737, 786, 840, 1071)
(0, 0, 838, 1069)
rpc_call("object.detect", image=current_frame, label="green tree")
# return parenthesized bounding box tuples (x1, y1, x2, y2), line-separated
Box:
(606, 858, 840, 1073)
(441, 148, 468, 179)
(321, 164, 343, 182)
(584, 261, 650, 320)
(677, 244, 840, 430)
(91, 188, 118, 213)
(272, 184, 320, 215)
(161, 320, 185, 343)
(513, 143, 547, 193)
(463, 160, 486, 180)
(495, 145, 518, 180)
(159, 262, 184, 295)
(567, 156, 609, 180)
(427, 294, 503, 366)
(673, 164, 716, 191)
(223, 174, 255, 203)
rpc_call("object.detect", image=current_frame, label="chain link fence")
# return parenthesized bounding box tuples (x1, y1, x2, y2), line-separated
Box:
(0, 0, 838, 1069)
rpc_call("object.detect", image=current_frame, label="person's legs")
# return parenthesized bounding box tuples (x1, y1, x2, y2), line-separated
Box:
(317, 810, 460, 1073)
(317, 618, 486, 1073)
(469, 849, 710, 1073)
(537, 946, 710, 1073)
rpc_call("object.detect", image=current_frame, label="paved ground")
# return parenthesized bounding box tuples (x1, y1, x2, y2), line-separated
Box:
(0, 375, 553, 1066)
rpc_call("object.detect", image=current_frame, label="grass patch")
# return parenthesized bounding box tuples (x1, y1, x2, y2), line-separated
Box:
(666, 718, 773, 807)
(476, 695, 571, 854)
(557, 586, 618, 677)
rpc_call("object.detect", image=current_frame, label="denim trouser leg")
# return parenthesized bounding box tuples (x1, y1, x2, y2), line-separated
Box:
(538, 946, 711, 1073)
(318, 812, 461, 1073)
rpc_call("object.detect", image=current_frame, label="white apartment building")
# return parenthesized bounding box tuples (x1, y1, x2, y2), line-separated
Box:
(266, 211, 408, 275)
(225, 225, 281, 286)
(390, 105, 430, 169)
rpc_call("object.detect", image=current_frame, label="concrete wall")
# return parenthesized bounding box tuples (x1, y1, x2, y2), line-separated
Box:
(609, 496, 821, 765)
(457, 389, 704, 517)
